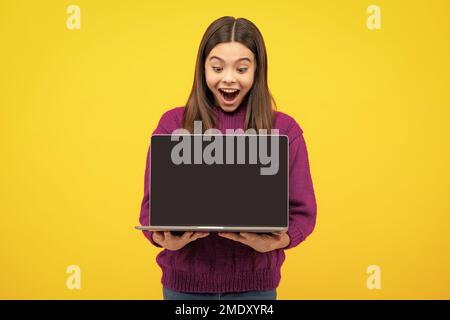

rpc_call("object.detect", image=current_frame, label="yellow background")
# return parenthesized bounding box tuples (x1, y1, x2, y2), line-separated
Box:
(1, 0, 449, 299)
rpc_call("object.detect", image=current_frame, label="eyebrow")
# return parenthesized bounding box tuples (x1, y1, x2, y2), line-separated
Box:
(209, 56, 252, 63)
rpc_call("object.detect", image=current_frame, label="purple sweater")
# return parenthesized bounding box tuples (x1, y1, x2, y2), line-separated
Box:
(139, 103, 317, 293)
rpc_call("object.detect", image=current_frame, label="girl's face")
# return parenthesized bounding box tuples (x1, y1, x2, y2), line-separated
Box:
(205, 42, 256, 112)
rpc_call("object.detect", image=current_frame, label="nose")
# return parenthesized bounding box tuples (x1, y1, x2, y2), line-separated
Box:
(222, 69, 236, 84)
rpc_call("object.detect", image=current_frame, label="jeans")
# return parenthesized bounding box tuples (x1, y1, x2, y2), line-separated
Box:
(163, 287, 277, 300)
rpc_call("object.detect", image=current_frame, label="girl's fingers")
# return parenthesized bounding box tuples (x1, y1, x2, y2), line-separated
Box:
(193, 232, 209, 240)
(218, 232, 246, 243)
(158, 231, 209, 246)
(240, 232, 258, 240)
(181, 232, 194, 241)
(152, 231, 164, 243)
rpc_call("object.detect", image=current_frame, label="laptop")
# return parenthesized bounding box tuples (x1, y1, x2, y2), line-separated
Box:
(135, 133, 289, 232)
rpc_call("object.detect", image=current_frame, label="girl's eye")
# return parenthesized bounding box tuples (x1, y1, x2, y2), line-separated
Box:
(212, 66, 248, 73)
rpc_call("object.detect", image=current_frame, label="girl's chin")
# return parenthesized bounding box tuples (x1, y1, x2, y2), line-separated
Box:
(217, 95, 242, 111)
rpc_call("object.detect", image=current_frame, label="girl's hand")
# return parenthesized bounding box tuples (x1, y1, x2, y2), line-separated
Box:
(218, 231, 290, 253)
(152, 231, 210, 251)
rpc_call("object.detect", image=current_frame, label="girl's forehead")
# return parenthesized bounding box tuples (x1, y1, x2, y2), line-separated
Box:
(207, 42, 255, 63)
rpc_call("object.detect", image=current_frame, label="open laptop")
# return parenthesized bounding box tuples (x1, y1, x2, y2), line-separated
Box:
(135, 133, 289, 232)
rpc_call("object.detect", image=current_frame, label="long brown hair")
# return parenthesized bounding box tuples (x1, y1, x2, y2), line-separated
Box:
(183, 16, 277, 133)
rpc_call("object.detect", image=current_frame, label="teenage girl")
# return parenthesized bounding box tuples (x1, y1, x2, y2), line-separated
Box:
(139, 16, 317, 300)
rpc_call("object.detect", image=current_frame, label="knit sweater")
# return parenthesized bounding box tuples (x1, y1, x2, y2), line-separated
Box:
(138, 103, 317, 293)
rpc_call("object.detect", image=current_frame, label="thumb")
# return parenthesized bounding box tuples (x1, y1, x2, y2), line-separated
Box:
(192, 232, 210, 240)
(152, 232, 164, 244)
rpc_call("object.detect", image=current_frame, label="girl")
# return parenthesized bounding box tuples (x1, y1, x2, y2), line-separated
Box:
(139, 16, 317, 300)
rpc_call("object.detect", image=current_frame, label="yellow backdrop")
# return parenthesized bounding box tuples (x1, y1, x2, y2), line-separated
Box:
(1, 0, 449, 299)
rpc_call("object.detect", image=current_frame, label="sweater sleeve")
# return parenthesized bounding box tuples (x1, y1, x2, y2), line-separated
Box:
(284, 130, 317, 250)
(138, 109, 179, 248)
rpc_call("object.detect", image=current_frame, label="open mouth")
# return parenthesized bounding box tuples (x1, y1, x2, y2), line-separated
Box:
(218, 88, 240, 103)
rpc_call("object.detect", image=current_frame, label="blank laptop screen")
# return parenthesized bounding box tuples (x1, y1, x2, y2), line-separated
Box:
(150, 134, 288, 228)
